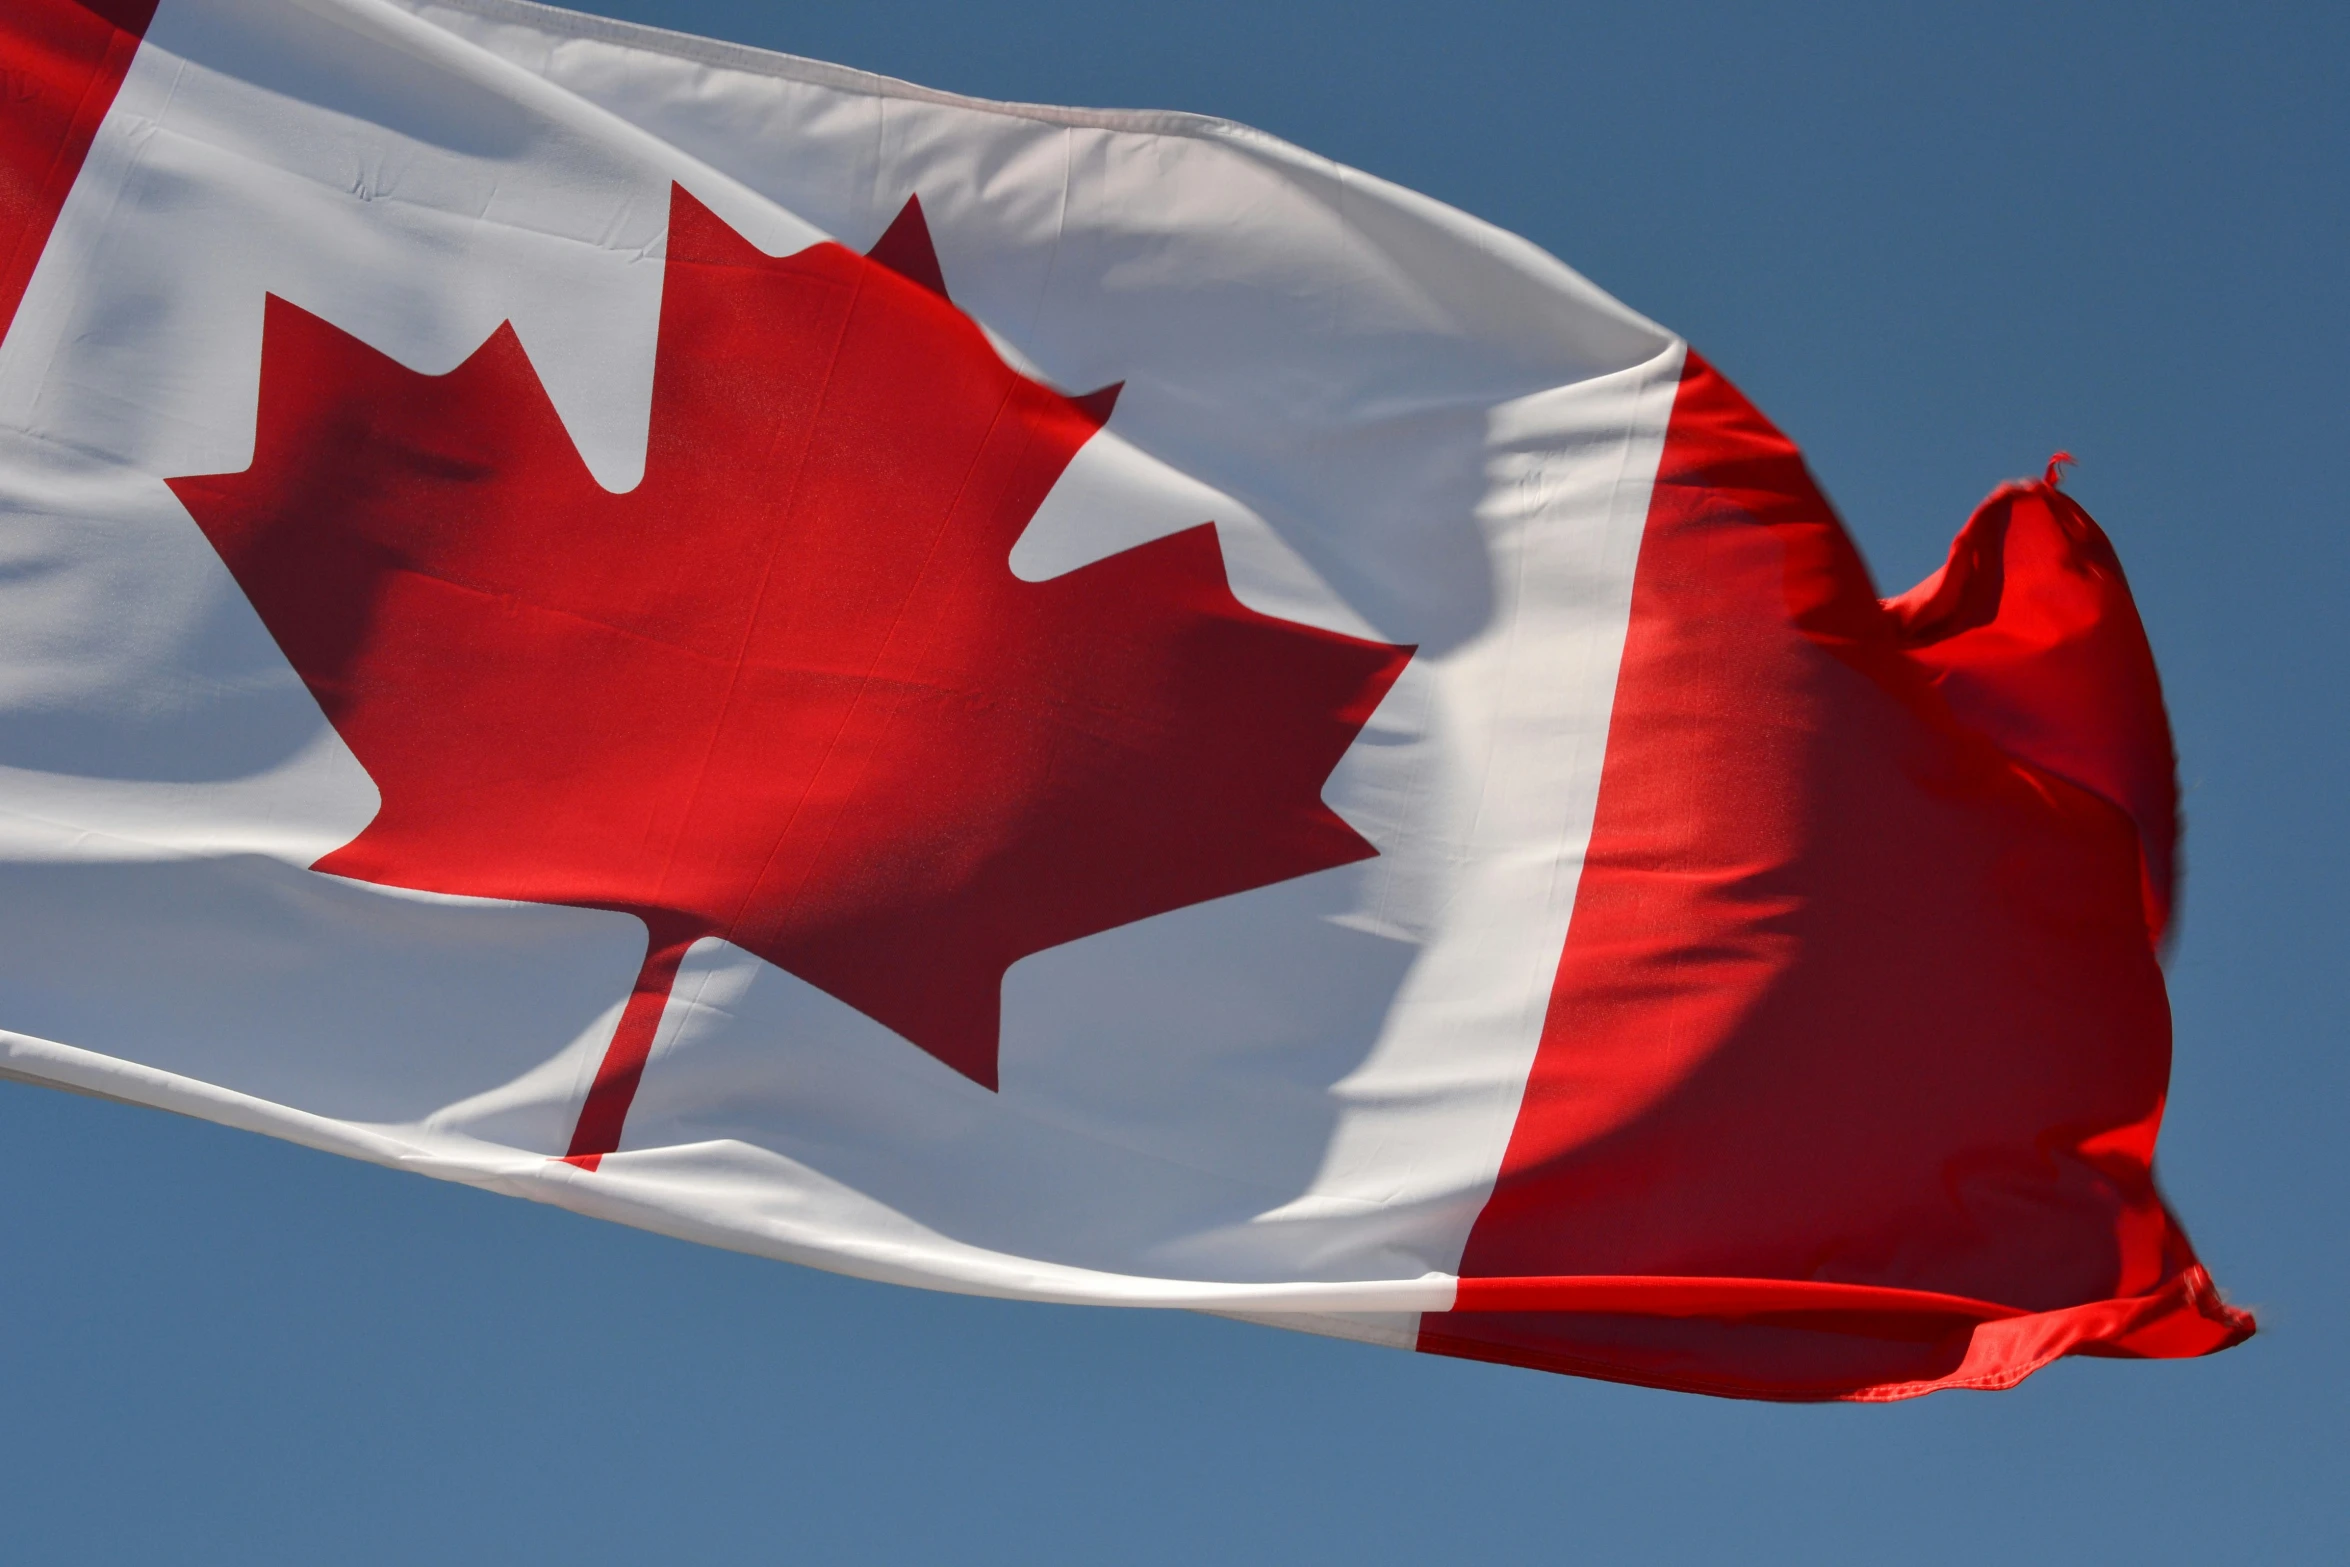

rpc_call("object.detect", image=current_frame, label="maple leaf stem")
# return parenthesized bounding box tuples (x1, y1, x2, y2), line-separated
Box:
(562, 917, 701, 1169)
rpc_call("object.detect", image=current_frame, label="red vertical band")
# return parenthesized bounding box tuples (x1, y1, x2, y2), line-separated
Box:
(0, 0, 158, 344)
(1418, 351, 2246, 1399)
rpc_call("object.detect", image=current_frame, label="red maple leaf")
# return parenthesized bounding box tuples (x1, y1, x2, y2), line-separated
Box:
(169, 185, 1412, 1161)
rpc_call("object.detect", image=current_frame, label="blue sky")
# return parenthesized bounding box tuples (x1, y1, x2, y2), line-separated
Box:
(1, 1, 2340, 1560)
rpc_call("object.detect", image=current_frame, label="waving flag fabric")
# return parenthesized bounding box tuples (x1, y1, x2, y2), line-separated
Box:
(0, 0, 2249, 1400)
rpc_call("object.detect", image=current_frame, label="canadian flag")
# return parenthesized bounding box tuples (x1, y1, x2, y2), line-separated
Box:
(0, 0, 2249, 1400)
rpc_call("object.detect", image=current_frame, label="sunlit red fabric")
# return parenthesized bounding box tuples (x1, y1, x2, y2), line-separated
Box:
(1418, 353, 2249, 1398)
(0, 0, 157, 338)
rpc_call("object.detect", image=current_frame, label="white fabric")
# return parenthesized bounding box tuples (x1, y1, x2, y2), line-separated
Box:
(0, 0, 1681, 1311)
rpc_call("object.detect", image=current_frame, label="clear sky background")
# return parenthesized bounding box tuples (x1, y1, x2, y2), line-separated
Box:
(1, 1, 2340, 1560)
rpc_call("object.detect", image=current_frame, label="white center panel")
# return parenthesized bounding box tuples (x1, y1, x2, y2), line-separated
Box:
(0, 0, 1683, 1299)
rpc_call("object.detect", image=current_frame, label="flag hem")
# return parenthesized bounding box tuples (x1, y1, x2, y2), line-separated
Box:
(1419, 1265, 2253, 1402)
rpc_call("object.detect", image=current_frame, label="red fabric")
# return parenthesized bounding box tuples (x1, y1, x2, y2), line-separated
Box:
(1418, 351, 2249, 1400)
(0, 0, 156, 344)
(1883, 455, 2179, 945)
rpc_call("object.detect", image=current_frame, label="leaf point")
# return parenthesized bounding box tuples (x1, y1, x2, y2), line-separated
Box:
(866, 194, 950, 299)
(1070, 381, 1123, 425)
